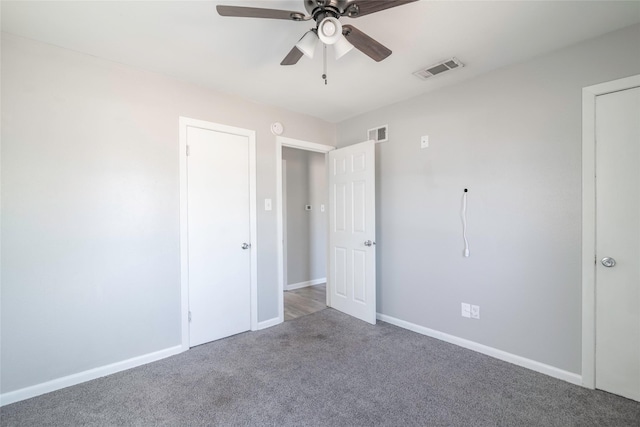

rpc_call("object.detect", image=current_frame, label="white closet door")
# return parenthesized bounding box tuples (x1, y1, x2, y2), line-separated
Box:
(187, 126, 252, 347)
(595, 86, 640, 401)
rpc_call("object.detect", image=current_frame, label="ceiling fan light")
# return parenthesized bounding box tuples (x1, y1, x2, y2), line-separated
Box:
(334, 35, 354, 59)
(296, 30, 319, 59)
(318, 17, 342, 45)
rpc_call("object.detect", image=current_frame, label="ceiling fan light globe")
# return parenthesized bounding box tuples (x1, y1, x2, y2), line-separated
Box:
(318, 17, 342, 45)
(295, 30, 319, 59)
(334, 35, 354, 59)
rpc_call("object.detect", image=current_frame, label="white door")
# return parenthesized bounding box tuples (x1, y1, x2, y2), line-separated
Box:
(328, 141, 376, 324)
(595, 86, 640, 401)
(187, 126, 252, 347)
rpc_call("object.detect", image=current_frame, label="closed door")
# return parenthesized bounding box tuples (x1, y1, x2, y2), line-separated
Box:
(187, 126, 252, 347)
(595, 86, 640, 401)
(328, 141, 376, 324)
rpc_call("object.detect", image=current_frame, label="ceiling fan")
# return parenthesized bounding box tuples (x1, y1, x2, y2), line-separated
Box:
(217, 0, 417, 65)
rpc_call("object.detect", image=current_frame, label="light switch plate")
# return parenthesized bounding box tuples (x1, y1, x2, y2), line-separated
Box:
(264, 199, 272, 211)
(461, 303, 471, 318)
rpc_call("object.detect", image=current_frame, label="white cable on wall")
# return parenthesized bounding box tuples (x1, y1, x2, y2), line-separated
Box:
(462, 189, 470, 257)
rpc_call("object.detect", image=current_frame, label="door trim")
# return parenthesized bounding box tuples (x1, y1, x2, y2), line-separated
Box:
(282, 159, 288, 291)
(179, 117, 258, 350)
(276, 136, 335, 323)
(581, 74, 640, 388)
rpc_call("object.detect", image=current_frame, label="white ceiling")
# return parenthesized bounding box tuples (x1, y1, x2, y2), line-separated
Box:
(2, 1, 639, 122)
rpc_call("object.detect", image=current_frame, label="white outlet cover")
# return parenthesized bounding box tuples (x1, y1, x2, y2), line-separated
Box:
(471, 305, 480, 319)
(461, 303, 471, 318)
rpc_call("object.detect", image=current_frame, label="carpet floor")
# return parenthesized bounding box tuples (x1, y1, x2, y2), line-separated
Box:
(1, 308, 639, 426)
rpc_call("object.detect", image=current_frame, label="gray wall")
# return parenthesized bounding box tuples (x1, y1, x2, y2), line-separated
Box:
(308, 151, 327, 281)
(282, 148, 326, 285)
(336, 24, 640, 375)
(0, 33, 335, 394)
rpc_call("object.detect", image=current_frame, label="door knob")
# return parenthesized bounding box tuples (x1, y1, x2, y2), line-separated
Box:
(601, 257, 616, 267)
(241, 243, 251, 250)
(364, 240, 376, 247)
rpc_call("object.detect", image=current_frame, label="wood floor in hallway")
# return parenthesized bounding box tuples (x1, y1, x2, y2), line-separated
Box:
(284, 283, 326, 321)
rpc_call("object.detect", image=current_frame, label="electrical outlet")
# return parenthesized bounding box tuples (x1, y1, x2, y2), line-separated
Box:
(461, 303, 471, 318)
(421, 135, 429, 148)
(471, 305, 480, 319)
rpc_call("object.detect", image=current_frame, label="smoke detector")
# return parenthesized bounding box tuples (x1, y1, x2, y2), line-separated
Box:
(413, 57, 464, 80)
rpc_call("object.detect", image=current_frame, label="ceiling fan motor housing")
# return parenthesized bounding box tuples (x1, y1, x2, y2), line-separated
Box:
(304, 0, 354, 20)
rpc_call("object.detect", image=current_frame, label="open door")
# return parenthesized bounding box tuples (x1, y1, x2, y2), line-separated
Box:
(328, 140, 376, 324)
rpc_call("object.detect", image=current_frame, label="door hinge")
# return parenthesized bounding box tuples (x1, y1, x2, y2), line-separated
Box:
(188, 311, 192, 322)
(186, 145, 190, 156)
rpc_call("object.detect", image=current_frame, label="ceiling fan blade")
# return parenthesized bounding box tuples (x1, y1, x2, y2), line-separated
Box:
(281, 47, 304, 66)
(342, 25, 391, 62)
(216, 5, 307, 21)
(345, 0, 418, 18)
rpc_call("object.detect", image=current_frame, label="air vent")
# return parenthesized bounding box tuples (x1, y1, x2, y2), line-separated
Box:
(368, 125, 388, 143)
(413, 57, 464, 80)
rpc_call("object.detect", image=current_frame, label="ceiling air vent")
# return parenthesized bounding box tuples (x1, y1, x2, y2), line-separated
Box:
(368, 125, 388, 143)
(413, 57, 464, 80)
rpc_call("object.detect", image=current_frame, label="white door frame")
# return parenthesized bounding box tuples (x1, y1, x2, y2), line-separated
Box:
(179, 116, 258, 350)
(276, 136, 335, 323)
(581, 74, 640, 388)
(282, 159, 288, 291)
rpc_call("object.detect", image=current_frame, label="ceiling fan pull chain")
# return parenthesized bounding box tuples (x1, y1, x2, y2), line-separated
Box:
(322, 44, 328, 85)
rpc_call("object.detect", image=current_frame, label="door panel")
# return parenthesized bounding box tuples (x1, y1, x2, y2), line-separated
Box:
(595, 86, 640, 401)
(187, 126, 252, 347)
(328, 141, 376, 324)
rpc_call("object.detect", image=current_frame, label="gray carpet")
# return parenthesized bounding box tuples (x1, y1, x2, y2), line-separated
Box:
(1, 308, 639, 426)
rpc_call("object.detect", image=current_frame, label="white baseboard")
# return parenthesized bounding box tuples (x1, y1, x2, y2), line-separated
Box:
(257, 316, 282, 330)
(0, 345, 183, 407)
(377, 313, 582, 386)
(284, 278, 326, 291)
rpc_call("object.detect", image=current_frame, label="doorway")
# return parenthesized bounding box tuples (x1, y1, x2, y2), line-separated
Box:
(282, 141, 327, 321)
(282, 147, 328, 320)
(582, 75, 640, 401)
(276, 137, 335, 323)
(179, 117, 258, 349)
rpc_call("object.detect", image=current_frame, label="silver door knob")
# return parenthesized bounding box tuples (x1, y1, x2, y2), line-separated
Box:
(241, 243, 251, 250)
(364, 240, 376, 247)
(601, 257, 616, 267)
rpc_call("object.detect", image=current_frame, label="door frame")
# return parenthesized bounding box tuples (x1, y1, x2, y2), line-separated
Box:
(179, 116, 258, 350)
(282, 159, 288, 291)
(581, 74, 640, 388)
(276, 136, 335, 323)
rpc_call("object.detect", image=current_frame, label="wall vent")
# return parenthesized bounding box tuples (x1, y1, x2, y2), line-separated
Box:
(368, 125, 388, 143)
(413, 57, 464, 80)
